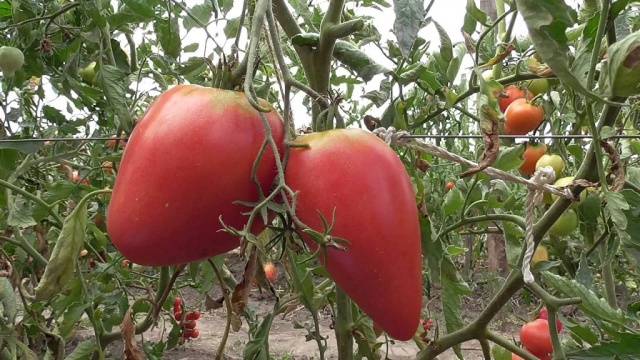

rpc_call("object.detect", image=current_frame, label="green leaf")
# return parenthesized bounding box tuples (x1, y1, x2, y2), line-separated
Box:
(34, 192, 95, 301)
(393, 0, 424, 57)
(243, 311, 275, 360)
(542, 272, 628, 326)
(183, 43, 199, 52)
(224, 17, 241, 38)
(43, 105, 66, 125)
(333, 41, 389, 81)
(466, 0, 488, 26)
(440, 257, 471, 357)
(0, 140, 42, 154)
(432, 20, 453, 63)
(604, 191, 630, 243)
(7, 196, 37, 228)
(493, 145, 525, 171)
(607, 30, 640, 96)
(568, 333, 640, 360)
(515, 0, 608, 103)
(154, 17, 181, 58)
(622, 189, 640, 249)
(98, 65, 133, 131)
(443, 188, 464, 216)
(421, 216, 443, 280)
(184, 2, 213, 30)
(66, 340, 96, 360)
(123, 0, 155, 18)
(61, 302, 90, 338)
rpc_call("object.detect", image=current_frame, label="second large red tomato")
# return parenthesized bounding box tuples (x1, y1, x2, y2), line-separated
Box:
(285, 129, 423, 341)
(107, 85, 284, 265)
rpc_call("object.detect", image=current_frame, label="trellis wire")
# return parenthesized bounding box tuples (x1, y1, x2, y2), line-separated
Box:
(1, 134, 639, 143)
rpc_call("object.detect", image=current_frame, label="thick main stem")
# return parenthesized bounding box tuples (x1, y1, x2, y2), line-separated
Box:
(335, 287, 353, 360)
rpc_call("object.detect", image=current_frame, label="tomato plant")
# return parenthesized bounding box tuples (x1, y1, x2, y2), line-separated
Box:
(1, 0, 639, 359)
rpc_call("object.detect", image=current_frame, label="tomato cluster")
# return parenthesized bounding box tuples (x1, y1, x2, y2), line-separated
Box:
(173, 297, 200, 340)
(499, 85, 545, 136)
(107, 86, 422, 341)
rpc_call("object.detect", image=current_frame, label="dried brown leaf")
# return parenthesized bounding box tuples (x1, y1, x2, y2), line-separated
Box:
(121, 308, 145, 360)
(601, 140, 625, 191)
(460, 115, 499, 177)
(231, 247, 258, 315)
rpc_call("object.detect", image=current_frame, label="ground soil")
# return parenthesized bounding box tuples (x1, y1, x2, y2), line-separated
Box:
(75, 253, 534, 359)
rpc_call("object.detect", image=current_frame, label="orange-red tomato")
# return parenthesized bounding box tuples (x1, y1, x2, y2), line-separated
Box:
(183, 320, 197, 329)
(446, 182, 456, 191)
(499, 85, 531, 113)
(520, 143, 547, 176)
(504, 98, 544, 135)
(520, 319, 553, 357)
(512, 354, 524, 360)
(263, 262, 278, 283)
(107, 85, 284, 265)
(286, 129, 422, 341)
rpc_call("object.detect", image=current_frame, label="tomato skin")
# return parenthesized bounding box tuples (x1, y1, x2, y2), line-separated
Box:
(549, 209, 578, 237)
(285, 129, 422, 341)
(499, 85, 531, 113)
(532, 245, 549, 264)
(520, 144, 547, 176)
(520, 319, 553, 356)
(445, 182, 456, 191)
(185, 311, 201, 321)
(512, 354, 524, 360)
(263, 262, 278, 283)
(107, 85, 284, 265)
(535, 154, 565, 179)
(504, 98, 544, 135)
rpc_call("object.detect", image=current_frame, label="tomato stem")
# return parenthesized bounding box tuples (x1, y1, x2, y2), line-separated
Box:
(334, 287, 354, 360)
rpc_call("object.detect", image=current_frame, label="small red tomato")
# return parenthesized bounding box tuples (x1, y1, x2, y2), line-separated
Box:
(186, 311, 201, 321)
(538, 307, 564, 332)
(121, 259, 131, 268)
(445, 182, 456, 192)
(421, 319, 433, 332)
(174, 297, 183, 309)
(183, 320, 197, 329)
(499, 85, 531, 113)
(263, 262, 278, 283)
(183, 328, 199, 339)
(520, 319, 553, 357)
(174, 311, 182, 320)
(190, 329, 199, 339)
(520, 143, 547, 177)
(498, 85, 532, 113)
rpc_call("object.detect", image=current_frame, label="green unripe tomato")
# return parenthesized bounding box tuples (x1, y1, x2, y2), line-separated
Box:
(491, 345, 512, 360)
(549, 209, 578, 237)
(0, 46, 25, 76)
(536, 154, 565, 179)
(79, 62, 97, 84)
(527, 78, 550, 95)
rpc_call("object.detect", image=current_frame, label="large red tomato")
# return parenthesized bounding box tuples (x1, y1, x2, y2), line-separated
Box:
(285, 129, 422, 341)
(539, 307, 564, 332)
(520, 143, 547, 176)
(520, 319, 553, 357)
(107, 85, 284, 265)
(504, 98, 544, 135)
(499, 85, 531, 113)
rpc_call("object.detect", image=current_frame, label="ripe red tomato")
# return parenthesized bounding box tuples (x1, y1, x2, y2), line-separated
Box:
(539, 307, 564, 332)
(185, 311, 201, 321)
(520, 143, 547, 176)
(183, 320, 197, 329)
(499, 85, 531, 113)
(512, 354, 524, 360)
(286, 129, 422, 341)
(504, 99, 544, 135)
(445, 182, 456, 191)
(520, 319, 553, 356)
(263, 262, 278, 283)
(183, 328, 199, 339)
(107, 85, 284, 265)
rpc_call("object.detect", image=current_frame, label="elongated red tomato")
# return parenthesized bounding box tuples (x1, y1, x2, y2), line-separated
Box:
(285, 129, 422, 340)
(107, 85, 284, 265)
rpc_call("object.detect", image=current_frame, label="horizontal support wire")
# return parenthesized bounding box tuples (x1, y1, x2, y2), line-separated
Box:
(0, 134, 639, 143)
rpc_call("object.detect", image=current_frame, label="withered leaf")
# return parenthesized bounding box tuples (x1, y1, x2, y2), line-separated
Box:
(121, 308, 145, 360)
